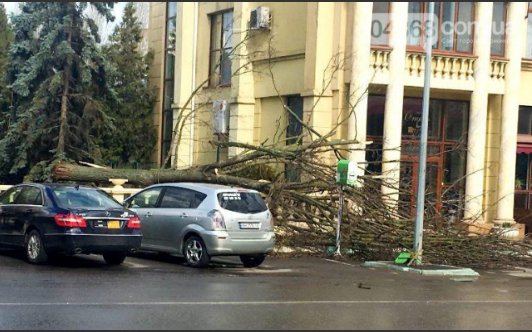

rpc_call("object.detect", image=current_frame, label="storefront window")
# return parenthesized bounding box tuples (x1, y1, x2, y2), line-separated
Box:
(367, 95, 469, 220)
(443, 148, 466, 184)
(444, 101, 468, 140)
(401, 98, 442, 140)
(367, 95, 385, 136)
(515, 107, 532, 227)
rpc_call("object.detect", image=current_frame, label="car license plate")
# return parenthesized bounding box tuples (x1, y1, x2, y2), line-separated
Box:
(239, 222, 260, 229)
(107, 220, 120, 229)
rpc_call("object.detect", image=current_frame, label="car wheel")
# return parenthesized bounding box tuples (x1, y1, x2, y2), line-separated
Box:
(183, 235, 210, 268)
(240, 254, 266, 268)
(103, 252, 127, 265)
(25, 230, 48, 264)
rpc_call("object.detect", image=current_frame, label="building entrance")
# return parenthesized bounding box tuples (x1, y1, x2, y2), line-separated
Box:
(367, 95, 469, 223)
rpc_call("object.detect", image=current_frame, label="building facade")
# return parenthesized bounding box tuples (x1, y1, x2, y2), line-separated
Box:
(147, 2, 532, 236)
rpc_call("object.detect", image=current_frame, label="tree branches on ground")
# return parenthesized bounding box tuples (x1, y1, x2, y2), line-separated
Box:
(44, 136, 532, 269)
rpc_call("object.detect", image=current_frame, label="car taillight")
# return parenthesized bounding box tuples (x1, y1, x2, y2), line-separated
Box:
(127, 216, 141, 229)
(54, 214, 87, 228)
(208, 210, 226, 230)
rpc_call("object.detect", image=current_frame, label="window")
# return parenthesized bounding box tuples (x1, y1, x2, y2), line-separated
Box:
(491, 2, 506, 56)
(401, 98, 442, 140)
(444, 101, 468, 141)
(285, 95, 303, 182)
(407, 2, 474, 53)
(366, 95, 385, 176)
(366, 95, 469, 220)
(209, 10, 233, 87)
(161, 2, 178, 166)
(286, 96, 304, 145)
(160, 187, 206, 209)
(217, 192, 268, 213)
(14, 187, 43, 205)
(515, 153, 532, 210)
(407, 2, 423, 46)
(0, 187, 23, 205)
(51, 187, 122, 209)
(371, 2, 390, 46)
(367, 95, 385, 137)
(128, 187, 163, 208)
(518, 106, 532, 135)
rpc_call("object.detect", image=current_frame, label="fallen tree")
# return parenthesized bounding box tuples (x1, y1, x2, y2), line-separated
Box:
(30, 137, 532, 270)
(21, 29, 532, 269)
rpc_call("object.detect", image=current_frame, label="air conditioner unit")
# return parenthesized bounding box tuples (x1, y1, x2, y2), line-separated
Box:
(213, 100, 230, 135)
(249, 7, 271, 30)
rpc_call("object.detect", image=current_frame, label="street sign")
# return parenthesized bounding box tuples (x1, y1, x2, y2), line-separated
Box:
(336, 160, 357, 185)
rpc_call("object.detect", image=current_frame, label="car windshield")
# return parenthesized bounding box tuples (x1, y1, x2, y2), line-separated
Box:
(51, 186, 122, 209)
(217, 191, 268, 214)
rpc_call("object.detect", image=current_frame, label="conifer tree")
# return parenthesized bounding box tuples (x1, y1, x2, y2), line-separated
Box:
(101, 2, 156, 168)
(0, 3, 13, 135)
(0, 2, 116, 182)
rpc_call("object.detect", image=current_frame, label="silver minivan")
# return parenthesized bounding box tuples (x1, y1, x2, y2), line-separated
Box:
(123, 183, 275, 268)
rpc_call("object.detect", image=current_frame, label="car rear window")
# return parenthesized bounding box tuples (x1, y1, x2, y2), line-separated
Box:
(217, 192, 268, 213)
(51, 187, 122, 209)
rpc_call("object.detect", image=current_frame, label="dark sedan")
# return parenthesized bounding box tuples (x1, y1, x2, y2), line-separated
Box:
(0, 183, 142, 265)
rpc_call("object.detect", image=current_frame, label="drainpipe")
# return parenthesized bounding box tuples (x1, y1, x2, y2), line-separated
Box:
(189, 2, 198, 167)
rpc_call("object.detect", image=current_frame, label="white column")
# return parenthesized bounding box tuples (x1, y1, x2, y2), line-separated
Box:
(495, 2, 527, 225)
(348, 2, 373, 172)
(463, 2, 493, 223)
(381, 2, 408, 209)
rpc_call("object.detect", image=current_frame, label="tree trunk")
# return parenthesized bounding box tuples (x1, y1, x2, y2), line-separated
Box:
(57, 14, 72, 156)
(51, 162, 272, 192)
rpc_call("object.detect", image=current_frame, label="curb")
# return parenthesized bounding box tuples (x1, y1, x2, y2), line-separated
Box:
(362, 261, 480, 277)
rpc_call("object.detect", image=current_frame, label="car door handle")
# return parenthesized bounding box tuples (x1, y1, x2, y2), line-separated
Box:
(24, 209, 33, 214)
(179, 213, 187, 218)
(145, 212, 152, 217)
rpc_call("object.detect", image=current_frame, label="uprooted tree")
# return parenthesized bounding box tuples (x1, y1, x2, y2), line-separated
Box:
(26, 19, 532, 269)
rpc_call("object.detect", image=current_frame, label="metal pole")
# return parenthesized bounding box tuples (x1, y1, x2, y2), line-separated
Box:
(335, 185, 344, 255)
(413, 2, 434, 264)
(215, 134, 221, 163)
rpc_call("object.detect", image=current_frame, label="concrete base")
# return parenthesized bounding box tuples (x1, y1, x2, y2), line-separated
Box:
(362, 261, 479, 277)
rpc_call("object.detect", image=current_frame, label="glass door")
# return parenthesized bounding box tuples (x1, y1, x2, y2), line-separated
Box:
(399, 160, 441, 219)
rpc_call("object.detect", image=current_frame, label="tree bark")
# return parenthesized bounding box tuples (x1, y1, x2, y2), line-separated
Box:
(51, 162, 272, 192)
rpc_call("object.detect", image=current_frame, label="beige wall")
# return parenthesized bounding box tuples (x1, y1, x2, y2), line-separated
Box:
(484, 95, 503, 223)
(147, 2, 166, 166)
(519, 71, 532, 106)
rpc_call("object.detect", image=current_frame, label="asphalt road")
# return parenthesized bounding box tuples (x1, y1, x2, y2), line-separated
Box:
(0, 247, 531, 330)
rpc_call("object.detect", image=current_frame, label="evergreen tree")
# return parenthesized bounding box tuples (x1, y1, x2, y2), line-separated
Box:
(0, 2, 116, 182)
(0, 3, 13, 135)
(101, 2, 156, 168)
